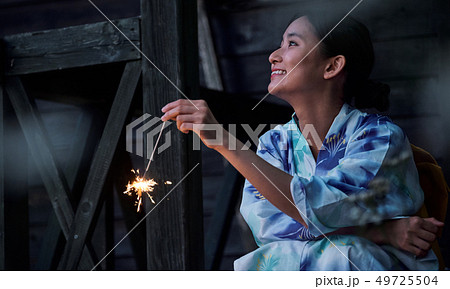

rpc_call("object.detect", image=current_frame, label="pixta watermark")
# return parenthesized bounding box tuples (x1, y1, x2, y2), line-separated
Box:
(125, 114, 323, 158)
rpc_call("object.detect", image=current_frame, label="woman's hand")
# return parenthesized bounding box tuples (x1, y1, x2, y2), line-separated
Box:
(161, 99, 226, 150)
(162, 99, 306, 225)
(384, 217, 444, 257)
(364, 217, 444, 257)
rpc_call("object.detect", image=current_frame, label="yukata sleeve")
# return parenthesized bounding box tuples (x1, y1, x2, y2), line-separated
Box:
(291, 120, 424, 237)
(240, 126, 313, 246)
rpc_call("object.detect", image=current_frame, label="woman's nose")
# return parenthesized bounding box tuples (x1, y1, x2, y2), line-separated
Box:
(269, 48, 282, 64)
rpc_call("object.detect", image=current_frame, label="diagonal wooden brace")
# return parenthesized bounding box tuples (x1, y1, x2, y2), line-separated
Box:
(4, 76, 96, 268)
(58, 60, 141, 270)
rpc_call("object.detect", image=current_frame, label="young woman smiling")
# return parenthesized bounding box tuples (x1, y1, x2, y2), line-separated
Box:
(161, 13, 443, 270)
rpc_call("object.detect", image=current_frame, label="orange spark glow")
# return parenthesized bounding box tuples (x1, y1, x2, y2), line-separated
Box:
(124, 169, 157, 212)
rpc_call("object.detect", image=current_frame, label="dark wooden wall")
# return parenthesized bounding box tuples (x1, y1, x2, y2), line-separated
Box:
(0, 0, 140, 36)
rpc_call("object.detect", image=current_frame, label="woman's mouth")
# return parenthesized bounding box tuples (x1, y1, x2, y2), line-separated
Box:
(271, 69, 287, 77)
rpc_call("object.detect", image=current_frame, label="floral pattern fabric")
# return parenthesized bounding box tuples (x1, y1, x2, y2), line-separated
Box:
(234, 104, 438, 271)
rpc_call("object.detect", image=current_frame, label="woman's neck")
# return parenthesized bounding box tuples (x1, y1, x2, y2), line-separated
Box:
(291, 95, 344, 159)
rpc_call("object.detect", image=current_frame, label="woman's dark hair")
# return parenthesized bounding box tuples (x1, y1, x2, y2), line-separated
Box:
(289, 12, 389, 111)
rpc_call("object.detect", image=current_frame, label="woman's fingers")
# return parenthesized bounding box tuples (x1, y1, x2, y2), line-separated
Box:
(416, 229, 437, 243)
(422, 217, 444, 231)
(162, 99, 195, 113)
(421, 218, 444, 241)
(160, 99, 224, 149)
(404, 244, 425, 257)
(161, 99, 207, 114)
(411, 236, 432, 252)
(175, 114, 196, 133)
(402, 217, 445, 256)
(161, 104, 198, 122)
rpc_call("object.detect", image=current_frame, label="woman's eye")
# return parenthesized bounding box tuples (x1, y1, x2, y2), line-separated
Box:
(289, 41, 298, 47)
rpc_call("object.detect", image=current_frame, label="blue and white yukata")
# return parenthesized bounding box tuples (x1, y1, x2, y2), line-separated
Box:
(234, 103, 438, 271)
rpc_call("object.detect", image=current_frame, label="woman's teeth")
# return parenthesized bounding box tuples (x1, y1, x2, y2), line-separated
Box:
(271, 70, 287, 75)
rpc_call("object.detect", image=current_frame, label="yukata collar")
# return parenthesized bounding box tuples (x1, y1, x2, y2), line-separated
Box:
(290, 103, 353, 132)
(288, 103, 353, 167)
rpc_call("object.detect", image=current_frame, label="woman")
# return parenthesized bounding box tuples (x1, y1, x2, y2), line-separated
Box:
(161, 13, 443, 270)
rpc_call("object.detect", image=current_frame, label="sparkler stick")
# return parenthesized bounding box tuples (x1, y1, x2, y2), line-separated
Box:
(124, 121, 169, 212)
(143, 121, 167, 177)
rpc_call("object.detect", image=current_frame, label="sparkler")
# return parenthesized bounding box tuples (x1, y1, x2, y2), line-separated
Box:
(124, 169, 157, 212)
(123, 121, 170, 212)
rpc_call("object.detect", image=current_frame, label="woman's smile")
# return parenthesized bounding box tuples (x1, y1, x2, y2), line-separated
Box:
(271, 68, 287, 78)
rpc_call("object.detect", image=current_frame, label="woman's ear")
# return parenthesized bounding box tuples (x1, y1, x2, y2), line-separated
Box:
(323, 55, 346, 80)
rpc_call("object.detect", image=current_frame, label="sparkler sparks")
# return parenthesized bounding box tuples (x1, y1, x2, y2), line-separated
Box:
(123, 169, 172, 212)
(124, 169, 157, 212)
(123, 121, 169, 212)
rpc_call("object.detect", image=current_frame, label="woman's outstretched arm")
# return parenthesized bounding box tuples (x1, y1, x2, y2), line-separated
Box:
(161, 99, 307, 226)
(161, 99, 444, 257)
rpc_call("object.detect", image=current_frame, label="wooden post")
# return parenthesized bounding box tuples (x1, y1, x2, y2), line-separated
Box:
(141, 0, 204, 270)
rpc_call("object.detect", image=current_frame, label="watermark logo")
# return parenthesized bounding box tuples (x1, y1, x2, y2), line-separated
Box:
(126, 114, 172, 159)
(126, 114, 324, 156)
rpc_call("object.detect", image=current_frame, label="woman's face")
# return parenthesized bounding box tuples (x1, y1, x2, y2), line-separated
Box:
(268, 16, 327, 99)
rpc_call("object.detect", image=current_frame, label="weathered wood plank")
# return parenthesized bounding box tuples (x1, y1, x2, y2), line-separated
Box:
(141, 0, 203, 270)
(114, 152, 147, 269)
(208, 0, 438, 57)
(218, 36, 439, 94)
(3, 17, 141, 76)
(198, 0, 223, 91)
(5, 77, 74, 236)
(0, 0, 140, 37)
(36, 111, 94, 270)
(58, 60, 141, 270)
(3, 98, 29, 270)
(436, 0, 450, 264)
(205, 165, 243, 270)
(383, 77, 439, 118)
(0, 83, 4, 270)
(4, 76, 95, 268)
(218, 53, 270, 94)
(393, 116, 445, 162)
(206, 0, 300, 13)
(36, 212, 64, 269)
(371, 37, 439, 79)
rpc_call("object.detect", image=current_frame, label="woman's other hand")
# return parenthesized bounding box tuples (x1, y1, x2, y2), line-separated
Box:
(369, 217, 444, 257)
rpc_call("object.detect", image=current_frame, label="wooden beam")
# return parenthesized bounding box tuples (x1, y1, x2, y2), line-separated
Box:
(58, 60, 141, 270)
(3, 17, 141, 76)
(141, 0, 204, 270)
(4, 76, 95, 268)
